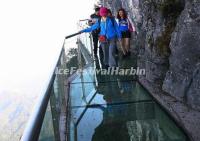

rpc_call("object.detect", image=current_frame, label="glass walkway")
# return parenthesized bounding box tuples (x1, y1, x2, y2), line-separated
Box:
(20, 21, 190, 141)
(67, 42, 188, 141)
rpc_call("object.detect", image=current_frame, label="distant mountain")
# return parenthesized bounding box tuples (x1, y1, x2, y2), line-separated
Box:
(0, 90, 36, 141)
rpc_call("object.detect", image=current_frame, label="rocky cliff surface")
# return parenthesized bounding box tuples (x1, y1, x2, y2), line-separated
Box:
(162, 0, 200, 110)
(99, 0, 200, 140)
(100, 0, 200, 110)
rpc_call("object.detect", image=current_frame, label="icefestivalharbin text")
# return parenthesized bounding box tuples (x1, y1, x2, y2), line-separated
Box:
(55, 67, 146, 76)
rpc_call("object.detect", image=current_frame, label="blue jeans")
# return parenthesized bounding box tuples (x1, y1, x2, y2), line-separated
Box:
(101, 38, 118, 67)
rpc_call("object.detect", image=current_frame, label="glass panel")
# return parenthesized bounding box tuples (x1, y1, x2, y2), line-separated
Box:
(38, 49, 68, 141)
(38, 101, 55, 141)
(71, 66, 96, 83)
(50, 89, 61, 141)
(69, 64, 98, 108)
(68, 79, 189, 141)
(91, 82, 152, 105)
(70, 81, 96, 107)
(69, 99, 188, 141)
(80, 33, 92, 55)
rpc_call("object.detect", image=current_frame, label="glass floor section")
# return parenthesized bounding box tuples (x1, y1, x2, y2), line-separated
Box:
(67, 53, 189, 141)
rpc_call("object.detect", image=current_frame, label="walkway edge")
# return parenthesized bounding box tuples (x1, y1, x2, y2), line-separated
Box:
(138, 78, 200, 141)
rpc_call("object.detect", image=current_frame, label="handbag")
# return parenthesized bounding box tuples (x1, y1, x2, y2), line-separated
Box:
(98, 35, 107, 43)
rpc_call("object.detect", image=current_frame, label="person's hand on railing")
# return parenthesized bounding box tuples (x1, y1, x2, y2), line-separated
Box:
(79, 30, 84, 34)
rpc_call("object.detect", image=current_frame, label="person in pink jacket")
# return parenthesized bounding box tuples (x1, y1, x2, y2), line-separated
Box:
(117, 8, 136, 57)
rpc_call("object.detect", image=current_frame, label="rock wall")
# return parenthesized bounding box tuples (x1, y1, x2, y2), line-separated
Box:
(100, 0, 200, 110)
(162, 0, 200, 110)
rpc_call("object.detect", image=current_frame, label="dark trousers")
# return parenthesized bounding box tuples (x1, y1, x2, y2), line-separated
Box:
(92, 34, 99, 55)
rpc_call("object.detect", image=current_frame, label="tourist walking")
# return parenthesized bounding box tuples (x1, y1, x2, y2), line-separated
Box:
(81, 7, 122, 68)
(117, 8, 135, 57)
(89, 7, 101, 56)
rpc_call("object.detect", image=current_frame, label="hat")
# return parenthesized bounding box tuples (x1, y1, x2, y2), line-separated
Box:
(100, 7, 108, 17)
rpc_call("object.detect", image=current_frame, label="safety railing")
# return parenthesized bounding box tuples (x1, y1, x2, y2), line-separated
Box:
(20, 43, 68, 141)
(21, 19, 93, 141)
(20, 31, 83, 140)
(77, 20, 94, 57)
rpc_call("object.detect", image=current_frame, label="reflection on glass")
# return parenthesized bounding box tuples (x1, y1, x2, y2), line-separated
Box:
(69, 72, 188, 141)
(70, 96, 188, 140)
(38, 101, 55, 141)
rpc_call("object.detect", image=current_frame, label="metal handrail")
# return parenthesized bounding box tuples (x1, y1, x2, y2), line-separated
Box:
(21, 32, 81, 141)
(65, 32, 82, 39)
(20, 72, 56, 141)
(20, 46, 64, 141)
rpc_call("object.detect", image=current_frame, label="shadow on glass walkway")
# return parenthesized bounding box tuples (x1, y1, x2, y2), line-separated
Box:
(21, 22, 190, 141)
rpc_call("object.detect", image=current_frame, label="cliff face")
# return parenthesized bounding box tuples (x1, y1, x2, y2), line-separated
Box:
(162, 0, 200, 110)
(101, 0, 200, 110)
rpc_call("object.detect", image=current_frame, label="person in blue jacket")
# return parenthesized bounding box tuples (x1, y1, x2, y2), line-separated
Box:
(81, 7, 122, 68)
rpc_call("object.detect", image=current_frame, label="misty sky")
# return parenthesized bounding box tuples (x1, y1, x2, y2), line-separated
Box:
(0, 0, 95, 140)
(0, 0, 94, 97)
